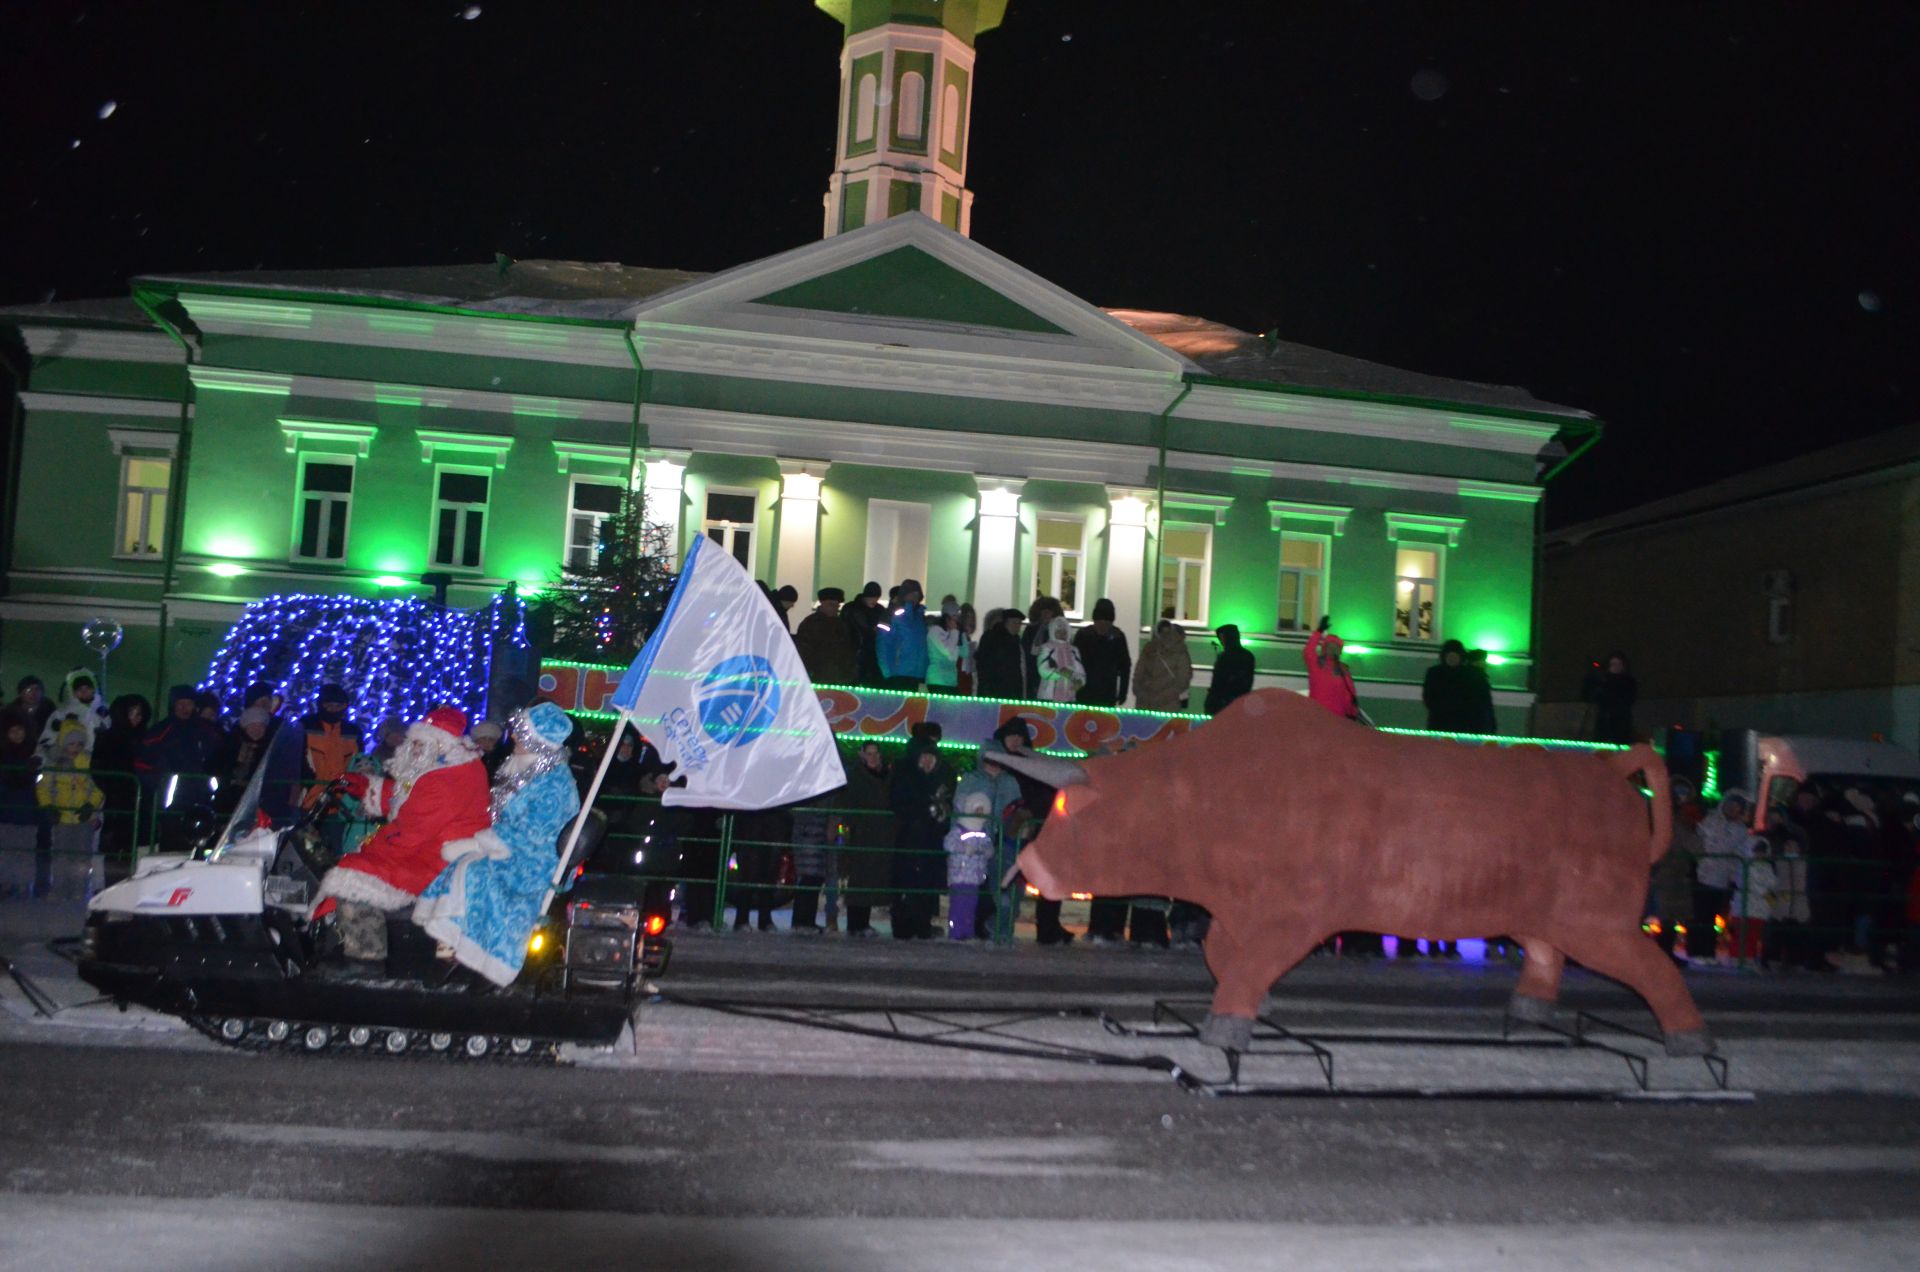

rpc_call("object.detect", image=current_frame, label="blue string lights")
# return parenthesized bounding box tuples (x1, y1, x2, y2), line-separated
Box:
(200, 591, 530, 726)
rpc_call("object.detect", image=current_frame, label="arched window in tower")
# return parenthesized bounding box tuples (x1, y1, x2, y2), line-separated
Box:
(854, 73, 878, 143)
(941, 83, 961, 155)
(897, 71, 926, 141)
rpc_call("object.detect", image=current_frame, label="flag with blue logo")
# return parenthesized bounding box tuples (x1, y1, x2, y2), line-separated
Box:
(607, 534, 843, 809)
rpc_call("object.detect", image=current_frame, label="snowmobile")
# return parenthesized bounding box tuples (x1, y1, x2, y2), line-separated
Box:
(77, 726, 670, 1059)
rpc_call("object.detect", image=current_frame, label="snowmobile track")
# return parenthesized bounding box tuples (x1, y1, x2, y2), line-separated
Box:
(186, 1015, 560, 1064)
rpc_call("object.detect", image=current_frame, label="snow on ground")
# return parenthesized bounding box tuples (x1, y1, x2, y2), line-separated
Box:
(2, 1194, 1914, 1272)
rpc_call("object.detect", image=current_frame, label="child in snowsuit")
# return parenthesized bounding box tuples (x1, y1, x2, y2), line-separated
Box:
(1035, 616, 1086, 703)
(943, 790, 996, 940)
(1729, 837, 1777, 965)
(36, 719, 104, 901)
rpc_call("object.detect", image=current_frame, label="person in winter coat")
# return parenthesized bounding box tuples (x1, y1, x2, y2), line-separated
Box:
(210, 707, 276, 817)
(1304, 617, 1361, 721)
(1203, 624, 1255, 716)
(0, 717, 41, 896)
(992, 717, 1075, 946)
(1464, 649, 1499, 734)
(840, 741, 895, 937)
(1422, 640, 1480, 733)
(876, 579, 931, 689)
(3, 676, 53, 745)
(299, 683, 364, 799)
(957, 603, 979, 695)
(136, 684, 221, 850)
(1133, 619, 1194, 712)
(1728, 835, 1777, 965)
(958, 740, 1027, 939)
(1650, 778, 1701, 958)
(1693, 790, 1755, 961)
(1022, 597, 1065, 699)
(318, 707, 492, 970)
(1035, 615, 1086, 702)
(89, 694, 148, 877)
(1760, 806, 1813, 970)
(36, 668, 110, 762)
(794, 587, 860, 685)
(842, 582, 888, 686)
(974, 607, 1027, 700)
(942, 790, 996, 940)
(888, 736, 954, 940)
(37, 719, 104, 901)
(1582, 652, 1638, 744)
(926, 601, 972, 693)
(1073, 598, 1132, 707)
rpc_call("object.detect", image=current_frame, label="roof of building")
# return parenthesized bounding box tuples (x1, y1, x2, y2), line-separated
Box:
(1547, 421, 1920, 548)
(0, 295, 154, 328)
(5, 256, 1590, 420)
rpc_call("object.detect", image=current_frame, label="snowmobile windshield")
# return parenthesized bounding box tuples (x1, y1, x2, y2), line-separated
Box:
(217, 722, 307, 847)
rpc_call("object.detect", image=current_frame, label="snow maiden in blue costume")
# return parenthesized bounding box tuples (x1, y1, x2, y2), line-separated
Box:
(414, 703, 579, 985)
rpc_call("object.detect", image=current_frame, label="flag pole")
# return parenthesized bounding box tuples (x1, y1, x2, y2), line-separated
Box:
(549, 708, 635, 896)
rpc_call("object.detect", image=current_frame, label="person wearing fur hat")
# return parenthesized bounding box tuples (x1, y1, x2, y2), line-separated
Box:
(414, 703, 580, 985)
(842, 581, 888, 686)
(1304, 616, 1361, 721)
(795, 587, 859, 685)
(1035, 615, 1085, 703)
(316, 707, 491, 970)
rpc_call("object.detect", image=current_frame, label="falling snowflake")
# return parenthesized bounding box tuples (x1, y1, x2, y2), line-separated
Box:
(1410, 69, 1448, 102)
(70, 138, 82, 149)
(1858, 290, 1883, 313)
(461, 5, 482, 19)
(98, 101, 117, 120)
(1061, 33, 1072, 42)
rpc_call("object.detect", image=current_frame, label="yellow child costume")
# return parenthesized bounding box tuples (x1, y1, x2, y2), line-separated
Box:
(37, 720, 104, 900)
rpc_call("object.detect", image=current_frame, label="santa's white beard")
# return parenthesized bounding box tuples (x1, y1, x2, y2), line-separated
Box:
(383, 722, 480, 813)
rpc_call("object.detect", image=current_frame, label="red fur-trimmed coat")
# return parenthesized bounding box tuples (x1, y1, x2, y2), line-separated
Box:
(321, 760, 492, 910)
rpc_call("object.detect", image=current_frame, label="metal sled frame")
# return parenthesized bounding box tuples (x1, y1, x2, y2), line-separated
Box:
(657, 992, 1747, 1102)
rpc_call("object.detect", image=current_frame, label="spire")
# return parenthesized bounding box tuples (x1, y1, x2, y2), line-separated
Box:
(816, 1, 1008, 238)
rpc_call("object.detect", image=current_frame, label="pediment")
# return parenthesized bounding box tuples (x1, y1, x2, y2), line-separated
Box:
(622, 214, 1194, 374)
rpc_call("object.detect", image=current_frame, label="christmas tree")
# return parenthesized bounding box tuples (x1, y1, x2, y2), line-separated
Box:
(541, 490, 680, 661)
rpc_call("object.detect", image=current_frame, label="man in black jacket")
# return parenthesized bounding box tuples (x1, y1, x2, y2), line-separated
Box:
(841, 581, 887, 686)
(973, 606, 1026, 699)
(1073, 598, 1132, 707)
(1203, 624, 1255, 715)
(1422, 639, 1480, 732)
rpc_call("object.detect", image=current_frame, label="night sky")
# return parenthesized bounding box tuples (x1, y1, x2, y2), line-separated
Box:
(5, 1, 1914, 527)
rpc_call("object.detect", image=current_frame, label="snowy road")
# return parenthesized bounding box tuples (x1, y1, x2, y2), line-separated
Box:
(5, 907, 1920, 1268)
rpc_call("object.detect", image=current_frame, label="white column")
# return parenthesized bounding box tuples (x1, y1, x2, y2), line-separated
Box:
(642, 450, 688, 559)
(1105, 487, 1154, 707)
(776, 460, 828, 603)
(971, 477, 1025, 615)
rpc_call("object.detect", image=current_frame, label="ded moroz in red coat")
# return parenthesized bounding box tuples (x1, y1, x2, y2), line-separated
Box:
(315, 709, 492, 913)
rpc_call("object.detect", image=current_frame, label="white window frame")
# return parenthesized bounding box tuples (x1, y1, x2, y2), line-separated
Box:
(1276, 531, 1331, 634)
(430, 464, 492, 572)
(1392, 544, 1445, 643)
(565, 476, 625, 572)
(1157, 521, 1213, 626)
(114, 452, 171, 560)
(897, 71, 926, 141)
(291, 454, 356, 565)
(702, 486, 759, 572)
(854, 73, 878, 143)
(864, 497, 931, 592)
(1032, 514, 1089, 618)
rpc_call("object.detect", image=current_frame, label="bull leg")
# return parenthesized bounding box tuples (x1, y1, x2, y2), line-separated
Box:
(1554, 929, 1712, 1055)
(1200, 922, 1322, 1052)
(1507, 937, 1566, 1023)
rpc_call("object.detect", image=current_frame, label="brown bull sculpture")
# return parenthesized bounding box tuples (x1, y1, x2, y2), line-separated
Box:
(998, 688, 1711, 1056)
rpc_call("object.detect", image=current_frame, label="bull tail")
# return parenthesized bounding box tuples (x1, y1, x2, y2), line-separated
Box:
(1607, 743, 1671, 864)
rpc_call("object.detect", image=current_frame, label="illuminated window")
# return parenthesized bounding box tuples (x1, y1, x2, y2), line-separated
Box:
(566, 479, 623, 571)
(854, 73, 878, 143)
(897, 71, 926, 141)
(1277, 535, 1328, 632)
(703, 490, 756, 570)
(116, 455, 170, 558)
(865, 499, 930, 591)
(431, 467, 490, 570)
(293, 457, 353, 563)
(1393, 546, 1440, 641)
(1158, 523, 1212, 625)
(1033, 515, 1086, 616)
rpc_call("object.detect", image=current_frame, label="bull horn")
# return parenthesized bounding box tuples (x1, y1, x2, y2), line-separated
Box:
(990, 748, 1089, 788)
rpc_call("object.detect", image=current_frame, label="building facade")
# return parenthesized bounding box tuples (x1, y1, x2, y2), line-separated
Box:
(0, 4, 1597, 730)
(1538, 424, 1920, 750)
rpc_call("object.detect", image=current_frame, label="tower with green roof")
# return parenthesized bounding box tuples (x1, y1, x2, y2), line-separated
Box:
(817, 0, 1007, 237)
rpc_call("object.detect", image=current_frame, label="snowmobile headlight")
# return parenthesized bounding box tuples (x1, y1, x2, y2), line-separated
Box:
(528, 931, 547, 954)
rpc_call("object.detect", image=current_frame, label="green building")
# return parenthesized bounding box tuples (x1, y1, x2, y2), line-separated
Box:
(0, 2, 1597, 729)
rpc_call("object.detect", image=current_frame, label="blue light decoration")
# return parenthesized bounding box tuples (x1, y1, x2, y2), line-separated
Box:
(200, 591, 530, 726)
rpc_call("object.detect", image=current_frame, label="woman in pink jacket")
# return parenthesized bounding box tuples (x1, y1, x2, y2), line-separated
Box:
(1303, 616, 1361, 721)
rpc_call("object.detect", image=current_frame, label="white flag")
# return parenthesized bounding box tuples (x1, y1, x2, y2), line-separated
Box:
(610, 534, 844, 809)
